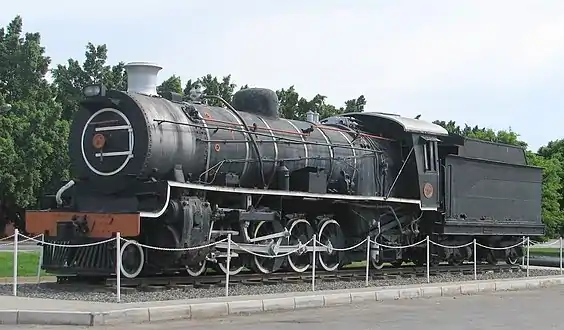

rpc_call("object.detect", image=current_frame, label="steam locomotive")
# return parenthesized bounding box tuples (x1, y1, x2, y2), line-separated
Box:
(25, 62, 545, 279)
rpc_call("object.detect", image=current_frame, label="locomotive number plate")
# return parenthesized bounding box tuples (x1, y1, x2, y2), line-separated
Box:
(423, 183, 434, 198)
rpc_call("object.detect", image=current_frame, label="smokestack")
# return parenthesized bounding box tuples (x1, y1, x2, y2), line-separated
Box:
(124, 62, 162, 95)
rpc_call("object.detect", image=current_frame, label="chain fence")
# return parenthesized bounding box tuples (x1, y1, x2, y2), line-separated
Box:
(3, 229, 562, 303)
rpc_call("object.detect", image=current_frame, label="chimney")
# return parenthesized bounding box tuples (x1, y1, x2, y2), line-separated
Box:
(124, 62, 162, 95)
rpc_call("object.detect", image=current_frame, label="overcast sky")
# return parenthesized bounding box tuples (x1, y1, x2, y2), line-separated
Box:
(2, 0, 563, 151)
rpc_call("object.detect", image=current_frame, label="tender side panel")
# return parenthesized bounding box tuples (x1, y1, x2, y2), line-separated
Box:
(443, 155, 544, 236)
(25, 211, 140, 238)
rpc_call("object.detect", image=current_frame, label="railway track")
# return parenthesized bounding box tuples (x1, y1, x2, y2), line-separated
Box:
(51, 263, 523, 292)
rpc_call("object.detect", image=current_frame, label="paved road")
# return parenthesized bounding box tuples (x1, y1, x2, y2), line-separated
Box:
(5, 286, 563, 329)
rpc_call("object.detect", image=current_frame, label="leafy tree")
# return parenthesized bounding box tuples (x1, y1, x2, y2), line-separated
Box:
(536, 139, 564, 214)
(342, 95, 366, 113)
(181, 74, 237, 107)
(51, 42, 126, 122)
(276, 91, 365, 120)
(276, 88, 338, 120)
(158, 74, 365, 121)
(433, 120, 527, 147)
(538, 139, 564, 161)
(274, 87, 366, 120)
(157, 75, 183, 95)
(0, 16, 70, 223)
(526, 152, 564, 237)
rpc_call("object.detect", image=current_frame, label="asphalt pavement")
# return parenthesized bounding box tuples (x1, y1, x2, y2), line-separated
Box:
(2, 285, 562, 329)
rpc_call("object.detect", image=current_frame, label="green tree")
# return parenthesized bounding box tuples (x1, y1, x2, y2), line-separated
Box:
(157, 75, 183, 94)
(276, 86, 365, 120)
(538, 139, 564, 160)
(159, 71, 365, 121)
(342, 95, 366, 113)
(536, 139, 564, 214)
(51, 42, 126, 122)
(526, 151, 564, 237)
(433, 120, 527, 147)
(0, 16, 70, 215)
(179, 74, 237, 107)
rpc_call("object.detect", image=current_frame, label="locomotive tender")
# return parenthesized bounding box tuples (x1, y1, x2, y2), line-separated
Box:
(25, 62, 545, 279)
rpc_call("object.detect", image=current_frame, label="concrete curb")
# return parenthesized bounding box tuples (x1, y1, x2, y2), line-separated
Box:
(1, 276, 563, 326)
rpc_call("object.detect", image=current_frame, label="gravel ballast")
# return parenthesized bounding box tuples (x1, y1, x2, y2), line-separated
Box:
(0, 268, 560, 303)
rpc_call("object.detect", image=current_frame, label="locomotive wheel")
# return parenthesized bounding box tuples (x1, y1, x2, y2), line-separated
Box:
(216, 254, 245, 276)
(147, 224, 182, 269)
(286, 219, 314, 273)
(317, 219, 345, 272)
(120, 240, 145, 279)
(211, 222, 245, 276)
(186, 260, 207, 277)
(391, 260, 403, 267)
(251, 221, 285, 274)
(447, 248, 463, 266)
(486, 251, 498, 265)
(369, 239, 384, 269)
(505, 247, 520, 265)
(371, 259, 385, 269)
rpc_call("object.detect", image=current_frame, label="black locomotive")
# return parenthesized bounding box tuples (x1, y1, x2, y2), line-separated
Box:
(26, 62, 545, 279)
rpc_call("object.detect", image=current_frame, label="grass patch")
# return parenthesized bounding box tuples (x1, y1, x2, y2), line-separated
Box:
(529, 247, 562, 257)
(0, 251, 47, 277)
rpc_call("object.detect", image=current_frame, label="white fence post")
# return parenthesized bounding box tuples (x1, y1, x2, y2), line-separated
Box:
(116, 232, 121, 303)
(426, 235, 430, 284)
(312, 234, 316, 292)
(473, 238, 477, 281)
(365, 236, 370, 287)
(526, 237, 530, 277)
(560, 236, 562, 275)
(521, 236, 525, 267)
(225, 233, 232, 297)
(36, 233, 44, 284)
(13, 228, 18, 297)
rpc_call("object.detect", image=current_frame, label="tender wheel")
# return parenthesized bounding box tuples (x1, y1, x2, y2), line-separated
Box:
(317, 219, 345, 272)
(120, 240, 145, 279)
(286, 219, 314, 273)
(186, 260, 207, 277)
(251, 221, 285, 274)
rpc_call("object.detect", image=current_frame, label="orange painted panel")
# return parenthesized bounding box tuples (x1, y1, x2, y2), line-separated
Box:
(25, 211, 140, 238)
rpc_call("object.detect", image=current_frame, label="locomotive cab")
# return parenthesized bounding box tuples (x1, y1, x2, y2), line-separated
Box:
(338, 112, 449, 210)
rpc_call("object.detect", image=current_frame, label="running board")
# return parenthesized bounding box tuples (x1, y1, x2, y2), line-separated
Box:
(139, 181, 432, 218)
